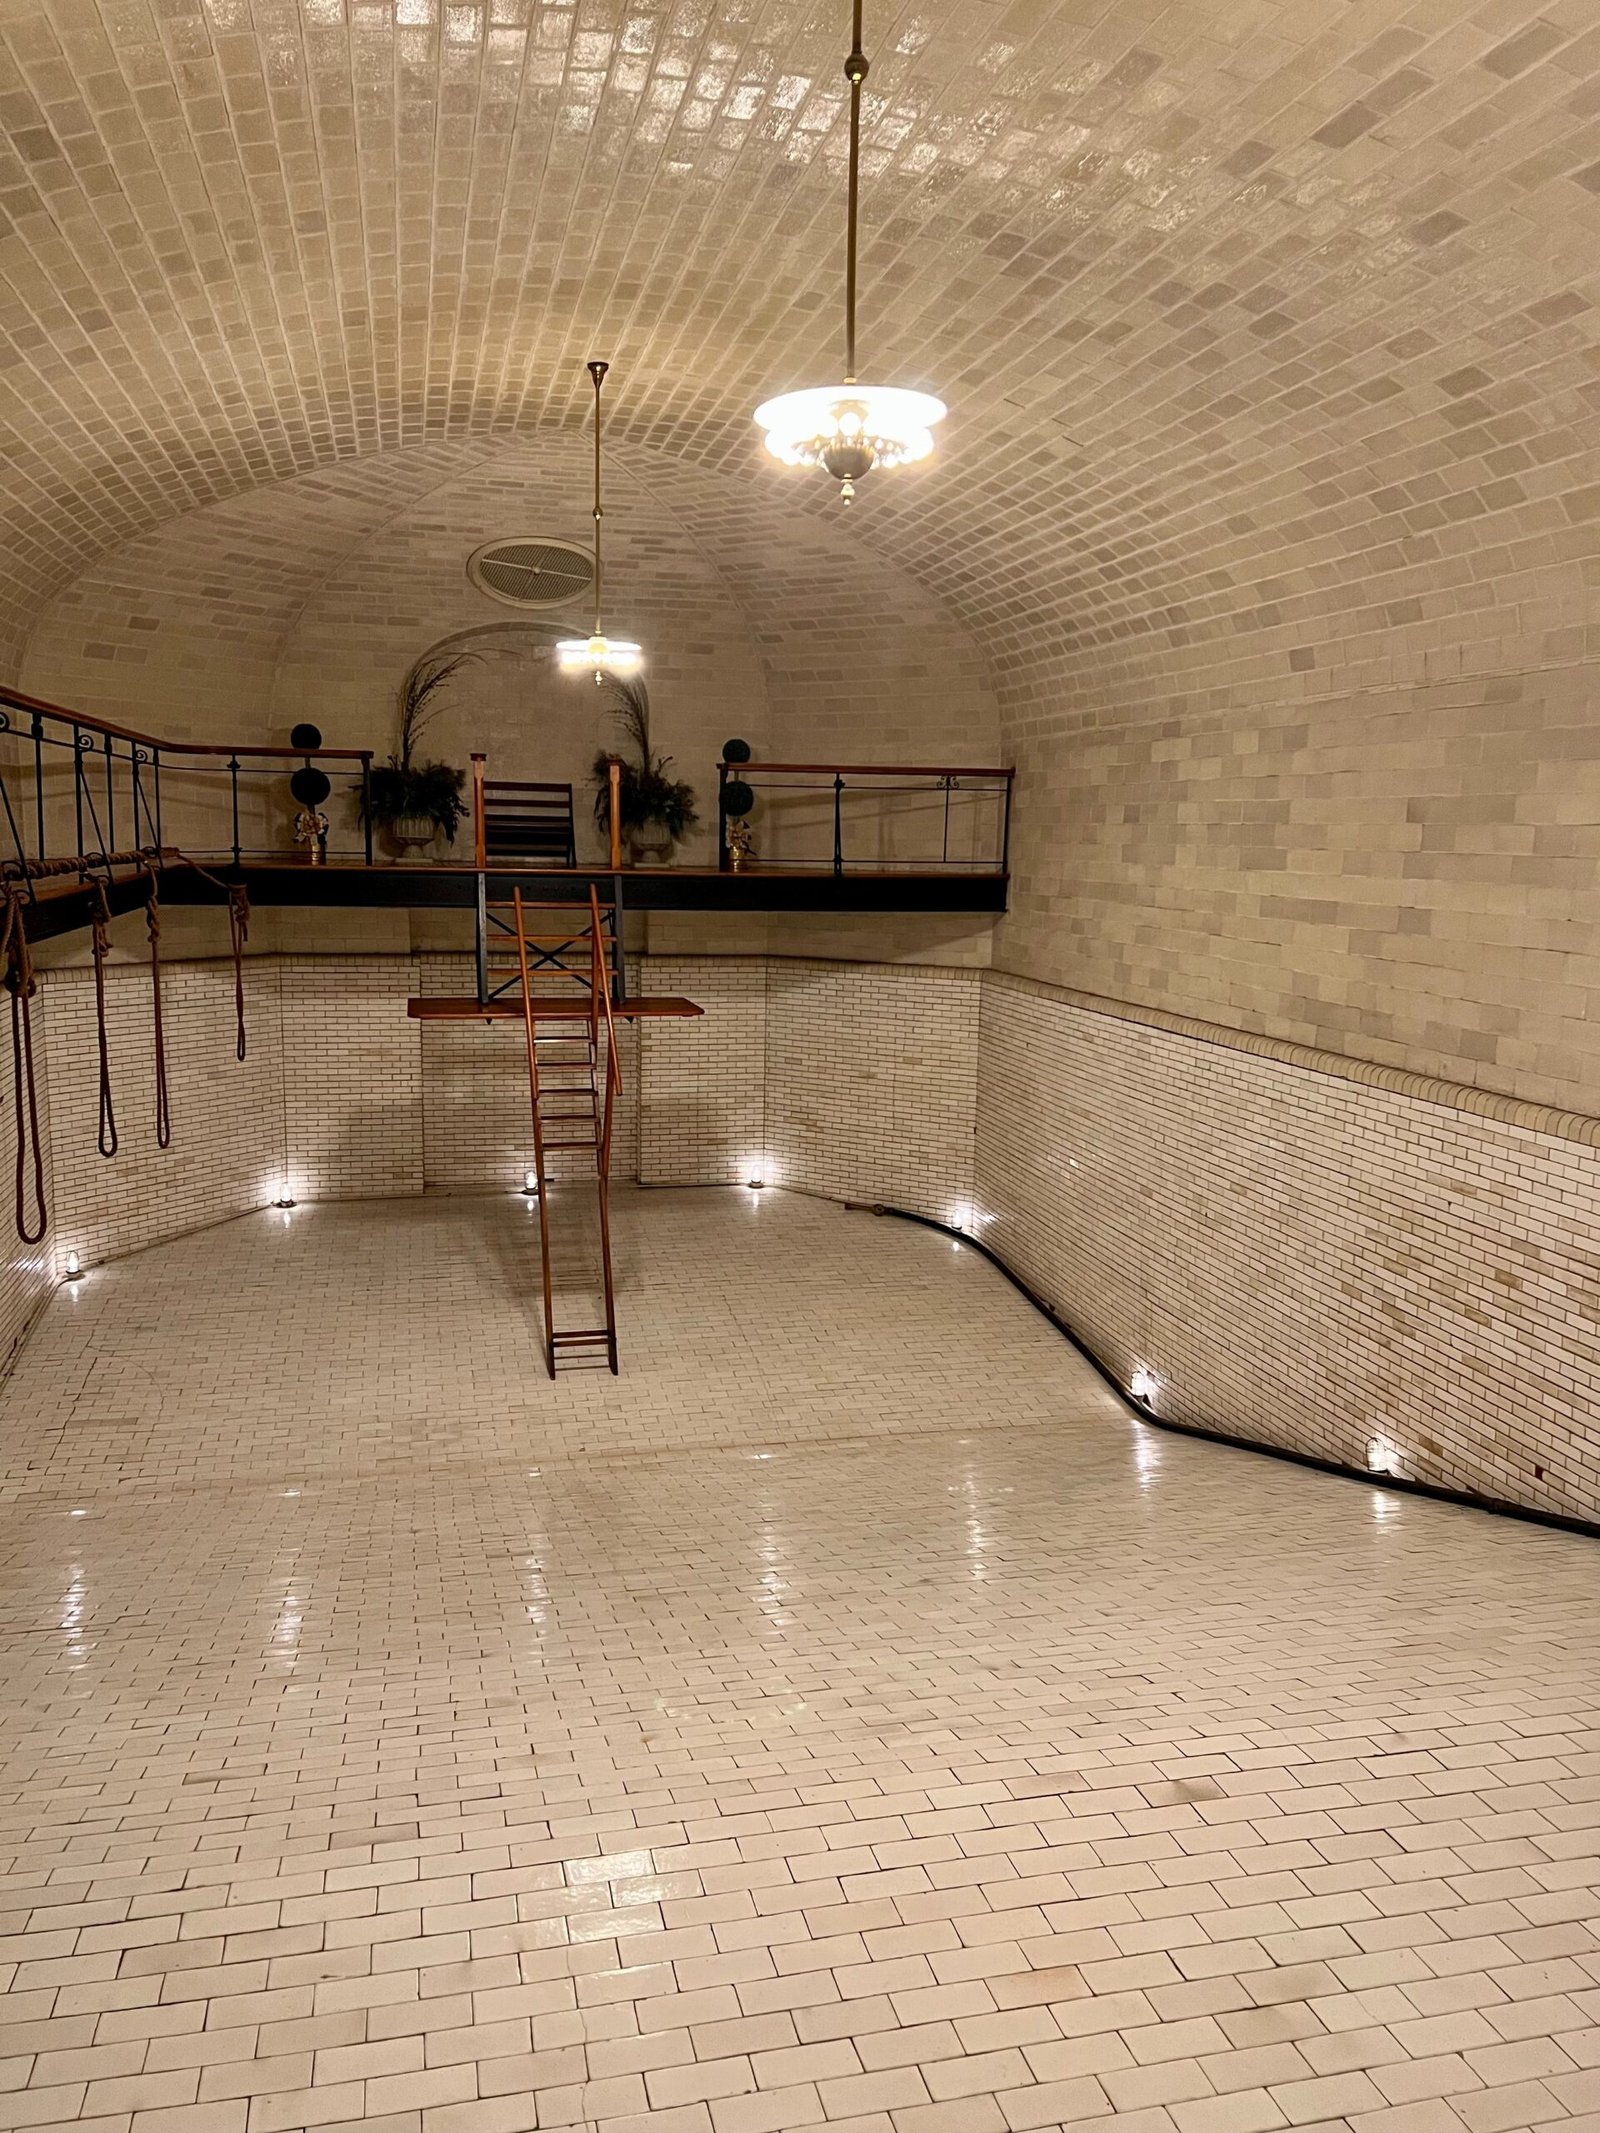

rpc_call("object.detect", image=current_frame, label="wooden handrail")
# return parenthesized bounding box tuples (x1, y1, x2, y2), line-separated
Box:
(0, 682, 371, 761)
(471, 752, 486, 871)
(719, 759, 1014, 778)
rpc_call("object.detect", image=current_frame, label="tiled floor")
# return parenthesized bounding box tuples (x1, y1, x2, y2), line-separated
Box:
(0, 1191, 1597, 2133)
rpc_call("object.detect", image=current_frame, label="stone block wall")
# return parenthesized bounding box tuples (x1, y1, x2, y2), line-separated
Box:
(995, 658, 1600, 1118)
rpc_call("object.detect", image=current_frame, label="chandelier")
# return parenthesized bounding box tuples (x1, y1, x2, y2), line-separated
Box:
(557, 360, 643, 682)
(753, 1, 946, 503)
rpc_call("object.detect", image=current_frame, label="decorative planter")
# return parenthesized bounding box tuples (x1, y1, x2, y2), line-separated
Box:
(627, 828, 675, 867)
(386, 814, 437, 860)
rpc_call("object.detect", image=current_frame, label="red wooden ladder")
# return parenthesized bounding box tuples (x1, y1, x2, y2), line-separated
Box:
(501, 884, 622, 1375)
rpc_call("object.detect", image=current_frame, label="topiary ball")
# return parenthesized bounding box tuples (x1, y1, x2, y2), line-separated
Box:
(289, 722, 323, 752)
(722, 737, 752, 764)
(720, 779, 755, 817)
(289, 766, 332, 807)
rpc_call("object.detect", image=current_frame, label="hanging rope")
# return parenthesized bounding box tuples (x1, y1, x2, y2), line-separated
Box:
(89, 880, 118, 1159)
(3, 889, 46, 1245)
(228, 884, 249, 1061)
(0, 855, 252, 1244)
(145, 871, 171, 1149)
(175, 859, 249, 1060)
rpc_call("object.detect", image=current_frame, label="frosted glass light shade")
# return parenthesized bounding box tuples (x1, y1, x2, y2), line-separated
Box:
(555, 632, 643, 679)
(753, 383, 946, 500)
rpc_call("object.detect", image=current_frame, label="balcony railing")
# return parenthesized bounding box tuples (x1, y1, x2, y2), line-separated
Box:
(0, 683, 375, 890)
(0, 682, 1013, 907)
(715, 759, 1013, 876)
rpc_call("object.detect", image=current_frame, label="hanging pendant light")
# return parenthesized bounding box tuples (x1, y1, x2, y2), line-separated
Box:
(753, 1, 946, 503)
(557, 360, 643, 683)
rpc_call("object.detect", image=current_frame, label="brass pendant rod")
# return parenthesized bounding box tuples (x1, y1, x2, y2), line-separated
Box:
(843, 0, 867, 385)
(588, 358, 608, 636)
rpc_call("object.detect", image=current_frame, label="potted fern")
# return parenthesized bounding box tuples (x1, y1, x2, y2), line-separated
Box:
(361, 653, 473, 857)
(592, 677, 697, 864)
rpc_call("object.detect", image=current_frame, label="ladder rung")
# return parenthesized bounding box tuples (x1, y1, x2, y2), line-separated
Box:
(551, 1329, 614, 1345)
(489, 900, 615, 914)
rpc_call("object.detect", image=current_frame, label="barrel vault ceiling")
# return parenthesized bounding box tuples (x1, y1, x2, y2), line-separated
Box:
(1, 0, 1597, 688)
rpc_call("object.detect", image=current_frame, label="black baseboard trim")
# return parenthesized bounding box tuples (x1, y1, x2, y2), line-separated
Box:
(857, 1200, 1600, 1547)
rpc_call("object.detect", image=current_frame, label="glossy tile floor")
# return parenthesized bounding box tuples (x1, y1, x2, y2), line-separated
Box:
(1, 1192, 1598, 2133)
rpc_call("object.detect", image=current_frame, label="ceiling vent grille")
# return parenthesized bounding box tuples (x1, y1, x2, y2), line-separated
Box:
(467, 536, 594, 611)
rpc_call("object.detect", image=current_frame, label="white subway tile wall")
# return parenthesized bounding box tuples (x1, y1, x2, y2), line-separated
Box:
(40, 958, 285, 1271)
(976, 974, 1600, 1526)
(5, 952, 1600, 1529)
(638, 957, 978, 1217)
(638, 959, 770, 1189)
(763, 961, 979, 1219)
(278, 958, 424, 1204)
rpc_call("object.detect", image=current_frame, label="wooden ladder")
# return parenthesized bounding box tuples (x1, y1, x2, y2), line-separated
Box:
(498, 885, 622, 1376)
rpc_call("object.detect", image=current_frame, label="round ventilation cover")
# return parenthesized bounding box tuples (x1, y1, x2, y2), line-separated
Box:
(467, 536, 594, 611)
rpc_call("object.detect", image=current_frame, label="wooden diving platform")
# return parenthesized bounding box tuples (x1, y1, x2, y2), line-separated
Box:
(408, 994, 703, 1021)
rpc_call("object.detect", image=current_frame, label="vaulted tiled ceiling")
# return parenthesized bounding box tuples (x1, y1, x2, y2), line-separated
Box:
(1, 0, 1597, 685)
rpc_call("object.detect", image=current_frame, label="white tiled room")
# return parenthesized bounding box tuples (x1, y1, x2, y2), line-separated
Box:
(1, 3, 1599, 2131)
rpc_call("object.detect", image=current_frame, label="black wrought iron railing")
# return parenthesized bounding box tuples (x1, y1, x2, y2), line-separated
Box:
(0, 683, 375, 891)
(0, 686, 1015, 899)
(715, 759, 1013, 877)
